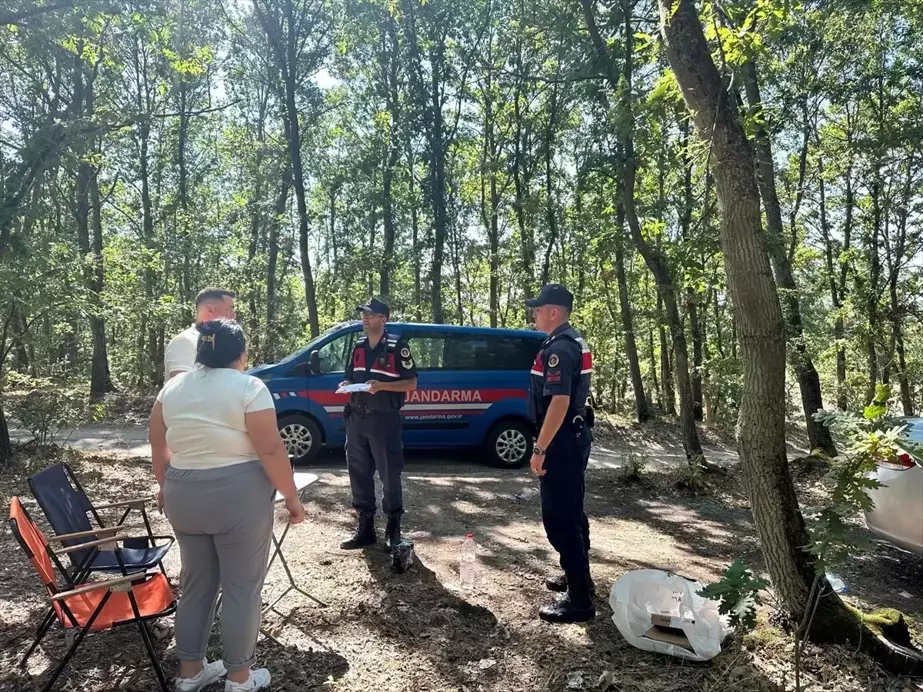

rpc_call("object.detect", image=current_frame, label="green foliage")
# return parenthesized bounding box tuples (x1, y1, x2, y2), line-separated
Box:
(5, 376, 107, 445)
(676, 458, 707, 493)
(807, 385, 918, 572)
(698, 560, 769, 632)
(617, 450, 647, 484)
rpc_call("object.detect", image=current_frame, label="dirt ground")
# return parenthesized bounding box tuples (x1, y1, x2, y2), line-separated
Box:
(1, 444, 922, 692)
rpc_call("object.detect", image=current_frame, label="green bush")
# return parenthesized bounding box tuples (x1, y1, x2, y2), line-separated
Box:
(6, 376, 106, 445)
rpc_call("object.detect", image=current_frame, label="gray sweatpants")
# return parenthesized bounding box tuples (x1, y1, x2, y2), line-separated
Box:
(163, 460, 273, 673)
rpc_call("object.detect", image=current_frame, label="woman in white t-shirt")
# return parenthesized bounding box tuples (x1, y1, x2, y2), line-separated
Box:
(149, 319, 304, 692)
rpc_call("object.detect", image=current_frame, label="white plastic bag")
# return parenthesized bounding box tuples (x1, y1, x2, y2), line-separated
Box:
(609, 569, 728, 661)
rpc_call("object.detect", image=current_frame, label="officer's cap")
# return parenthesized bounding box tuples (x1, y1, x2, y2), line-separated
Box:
(525, 283, 574, 311)
(357, 297, 390, 317)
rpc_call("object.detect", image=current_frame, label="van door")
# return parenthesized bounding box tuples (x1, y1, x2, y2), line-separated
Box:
(398, 331, 455, 447)
(399, 331, 536, 450)
(306, 329, 360, 443)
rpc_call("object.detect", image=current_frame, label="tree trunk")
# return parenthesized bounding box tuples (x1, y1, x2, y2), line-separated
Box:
(408, 144, 422, 320)
(614, 200, 649, 422)
(0, 396, 10, 465)
(89, 155, 114, 397)
(72, 53, 114, 398)
(512, 39, 536, 312)
(661, 0, 808, 610)
(659, 1, 923, 673)
(253, 0, 320, 337)
(266, 173, 289, 362)
(579, 0, 703, 459)
(739, 60, 834, 456)
(817, 152, 850, 410)
(379, 13, 401, 302)
(541, 83, 559, 287)
(657, 294, 676, 416)
(679, 123, 704, 421)
(282, 6, 318, 337)
(429, 41, 447, 324)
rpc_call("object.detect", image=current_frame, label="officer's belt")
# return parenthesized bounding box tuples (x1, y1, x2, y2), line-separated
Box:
(536, 413, 586, 429)
(349, 404, 397, 415)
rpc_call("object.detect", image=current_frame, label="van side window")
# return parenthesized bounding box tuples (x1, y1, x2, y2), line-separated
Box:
(444, 335, 540, 370)
(404, 336, 446, 369)
(316, 332, 358, 374)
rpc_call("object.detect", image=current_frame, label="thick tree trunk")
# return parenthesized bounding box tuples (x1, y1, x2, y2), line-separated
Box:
(661, 0, 811, 611)
(579, 0, 703, 459)
(657, 294, 676, 417)
(659, 0, 923, 674)
(740, 61, 834, 456)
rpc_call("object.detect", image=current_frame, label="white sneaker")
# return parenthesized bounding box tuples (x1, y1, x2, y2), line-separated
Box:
(175, 659, 227, 691)
(224, 668, 271, 691)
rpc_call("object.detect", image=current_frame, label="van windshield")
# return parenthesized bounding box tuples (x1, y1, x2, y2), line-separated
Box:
(275, 322, 356, 365)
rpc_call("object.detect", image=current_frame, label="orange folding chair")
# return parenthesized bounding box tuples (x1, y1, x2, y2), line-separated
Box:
(8, 497, 176, 692)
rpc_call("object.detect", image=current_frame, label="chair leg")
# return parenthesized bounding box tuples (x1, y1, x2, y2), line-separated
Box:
(20, 609, 56, 667)
(135, 618, 170, 692)
(40, 595, 108, 692)
(127, 592, 169, 692)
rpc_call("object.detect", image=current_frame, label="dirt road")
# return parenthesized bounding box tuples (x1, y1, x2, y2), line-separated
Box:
(10, 422, 742, 468)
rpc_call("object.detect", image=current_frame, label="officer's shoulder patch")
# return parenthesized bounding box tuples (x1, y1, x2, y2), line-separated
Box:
(547, 353, 560, 368)
(401, 358, 414, 369)
(400, 346, 411, 358)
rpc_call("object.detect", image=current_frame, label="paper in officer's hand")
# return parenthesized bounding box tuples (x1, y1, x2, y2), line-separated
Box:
(336, 382, 372, 394)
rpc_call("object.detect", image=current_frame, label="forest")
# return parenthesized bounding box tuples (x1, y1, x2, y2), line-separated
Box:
(2, 0, 921, 449)
(2, 0, 923, 680)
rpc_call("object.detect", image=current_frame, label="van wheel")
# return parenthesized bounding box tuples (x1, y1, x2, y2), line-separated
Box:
(278, 414, 321, 465)
(486, 420, 532, 468)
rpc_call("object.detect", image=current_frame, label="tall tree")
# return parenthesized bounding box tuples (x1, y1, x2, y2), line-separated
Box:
(659, 0, 923, 672)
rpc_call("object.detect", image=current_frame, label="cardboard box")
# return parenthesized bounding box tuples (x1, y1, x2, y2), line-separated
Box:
(644, 613, 695, 652)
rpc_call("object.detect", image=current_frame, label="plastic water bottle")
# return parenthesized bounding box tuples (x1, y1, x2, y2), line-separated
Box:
(460, 533, 478, 591)
(826, 572, 847, 594)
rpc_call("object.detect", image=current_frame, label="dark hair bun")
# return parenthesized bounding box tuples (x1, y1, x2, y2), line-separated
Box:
(196, 319, 246, 369)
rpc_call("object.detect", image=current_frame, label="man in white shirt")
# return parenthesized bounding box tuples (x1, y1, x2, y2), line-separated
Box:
(164, 287, 237, 381)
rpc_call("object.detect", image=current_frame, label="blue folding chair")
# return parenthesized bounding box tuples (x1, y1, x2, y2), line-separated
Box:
(28, 462, 173, 582)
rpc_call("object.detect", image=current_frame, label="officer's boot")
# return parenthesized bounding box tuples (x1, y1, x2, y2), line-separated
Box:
(383, 511, 403, 553)
(539, 569, 596, 624)
(545, 570, 595, 595)
(340, 511, 376, 550)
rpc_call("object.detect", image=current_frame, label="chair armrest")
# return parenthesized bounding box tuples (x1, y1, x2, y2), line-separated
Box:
(53, 535, 132, 555)
(94, 496, 155, 511)
(51, 572, 154, 601)
(48, 526, 120, 543)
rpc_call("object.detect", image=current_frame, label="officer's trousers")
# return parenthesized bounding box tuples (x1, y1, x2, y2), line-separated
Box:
(539, 421, 591, 576)
(345, 410, 404, 516)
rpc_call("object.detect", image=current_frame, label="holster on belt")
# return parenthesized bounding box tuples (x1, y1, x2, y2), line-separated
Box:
(343, 403, 352, 421)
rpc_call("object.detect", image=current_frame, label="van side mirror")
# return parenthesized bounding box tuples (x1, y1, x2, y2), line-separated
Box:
(309, 350, 321, 374)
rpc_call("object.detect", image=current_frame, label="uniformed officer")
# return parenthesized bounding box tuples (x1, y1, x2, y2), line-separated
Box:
(527, 283, 595, 623)
(338, 298, 418, 551)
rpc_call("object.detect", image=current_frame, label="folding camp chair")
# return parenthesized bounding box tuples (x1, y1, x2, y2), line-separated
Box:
(28, 462, 172, 582)
(9, 497, 176, 692)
